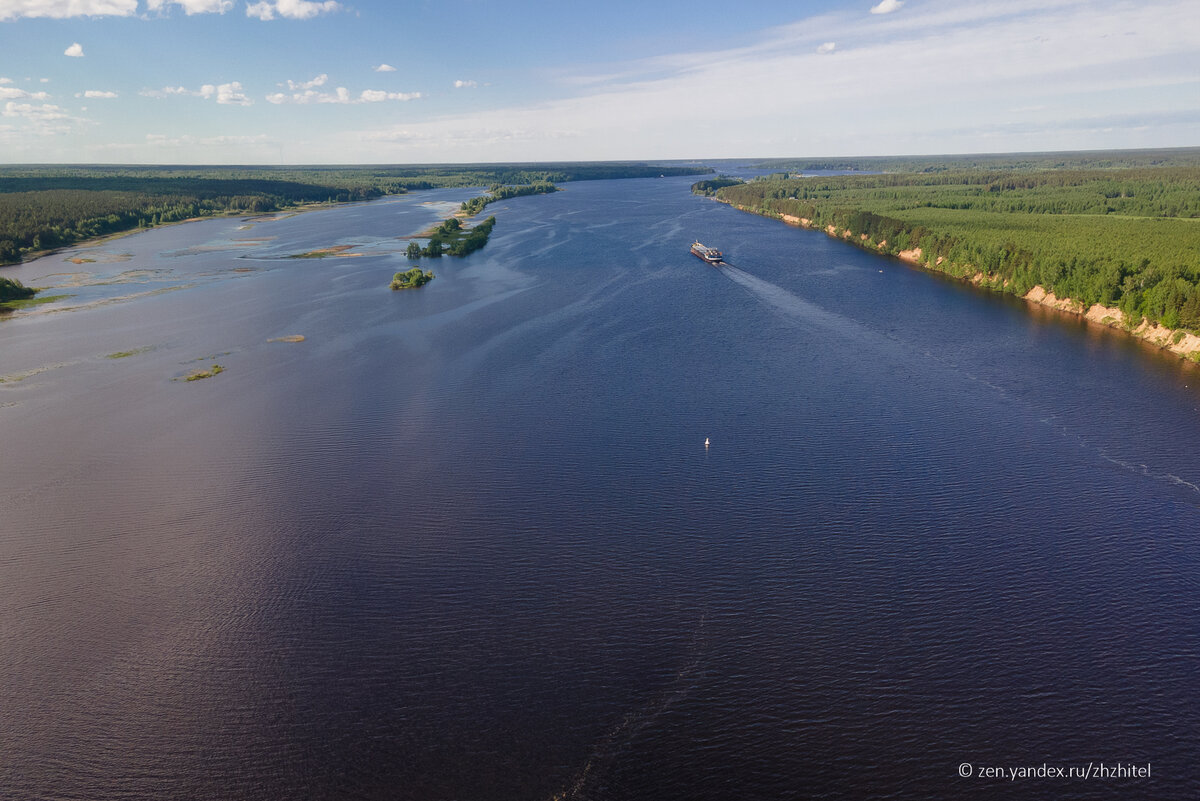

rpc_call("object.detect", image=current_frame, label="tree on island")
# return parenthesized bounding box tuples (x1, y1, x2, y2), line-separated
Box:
(417, 214, 498, 259)
(0, 276, 37, 302)
(406, 241, 421, 259)
(391, 267, 434, 290)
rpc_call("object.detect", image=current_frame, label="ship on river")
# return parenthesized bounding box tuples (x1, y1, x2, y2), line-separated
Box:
(691, 241, 724, 264)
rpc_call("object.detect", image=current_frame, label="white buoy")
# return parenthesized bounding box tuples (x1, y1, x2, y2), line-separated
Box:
(704, 437, 710, 447)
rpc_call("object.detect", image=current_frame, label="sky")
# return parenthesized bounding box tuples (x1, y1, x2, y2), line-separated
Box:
(0, 0, 1197, 164)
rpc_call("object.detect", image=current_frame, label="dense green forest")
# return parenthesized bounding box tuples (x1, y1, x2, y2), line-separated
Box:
(712, 164, 1200, 331)
(0, 162, 709, 266)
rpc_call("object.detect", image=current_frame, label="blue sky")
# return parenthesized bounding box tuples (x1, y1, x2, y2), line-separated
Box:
(1, 0, 1197, 163)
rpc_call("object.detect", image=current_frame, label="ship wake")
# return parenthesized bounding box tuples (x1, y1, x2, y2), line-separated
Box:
(549, 615, 709, 801)
(718, 261, 868, 341)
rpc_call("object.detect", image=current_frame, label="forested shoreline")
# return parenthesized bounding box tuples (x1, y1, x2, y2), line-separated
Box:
(0, 162, 709, 267)
(709, 157, 1200, 347)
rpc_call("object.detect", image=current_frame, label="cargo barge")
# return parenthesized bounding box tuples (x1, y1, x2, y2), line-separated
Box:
(691, 241, 724, 264)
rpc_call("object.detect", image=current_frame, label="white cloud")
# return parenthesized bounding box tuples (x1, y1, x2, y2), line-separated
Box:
(374, 64, 397, 73)
(339, 0, 1200, 162)
(2, 101, 70, 121)
(215, 82, 251, 104)
(246, 0, 339, 20)
(285, 74, 327, 91)
(141, 85, 192, 98)
(359, 89, 420, 102)
(141, 82, 251, 105)
(1, 100, 86, 134)
(77, 90, 118, 98)
(0, 0, 135, 20)
(453, 79, 478, 89)
(870, 0, 903, 14)
(0, 77, 12, 84)
(816, 42, 836, 54)
(147, 0, 233, 13)
(292, 86, 350, 103)
(268, 84, 420, 104)
(64, 42, 84, 57)
(290, 86, 350, 103)
(0, 87, 49, 100)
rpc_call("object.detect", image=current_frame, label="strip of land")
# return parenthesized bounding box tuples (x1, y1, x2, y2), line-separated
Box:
(707, 151, 1200, 361)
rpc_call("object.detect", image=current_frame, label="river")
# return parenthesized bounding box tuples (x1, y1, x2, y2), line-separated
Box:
(1, 175, 1198, 800)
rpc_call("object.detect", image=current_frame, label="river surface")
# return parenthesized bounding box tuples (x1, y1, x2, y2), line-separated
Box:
(2, 176, 1198, 800)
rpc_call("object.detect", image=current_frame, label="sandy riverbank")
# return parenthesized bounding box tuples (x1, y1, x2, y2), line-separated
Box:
(730, 201, 1200, 363)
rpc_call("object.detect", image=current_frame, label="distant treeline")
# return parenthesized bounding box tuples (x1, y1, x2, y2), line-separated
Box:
(715, 165, 1200, 331)
(346, 162, 708, 189)
(460, 181, 558, 216)
(0, 162, 709, 266)
(752, 146, 1200, 174)
(0, 181, 372, 264)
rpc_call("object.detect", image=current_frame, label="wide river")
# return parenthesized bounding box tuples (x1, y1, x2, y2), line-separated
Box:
(2, 174, 1198, 800)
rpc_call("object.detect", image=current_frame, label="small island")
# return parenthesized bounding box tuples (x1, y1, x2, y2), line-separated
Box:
(1, 276, 36, 303)
(185, 364, 224, 381)
(391, 267, 434, 290)
(288, 245, 357, 259)
(415, 215, 496, 258)
(106, 346, 154, 359)
(404, 184, 553, 262)
(0, 276, 62, 311)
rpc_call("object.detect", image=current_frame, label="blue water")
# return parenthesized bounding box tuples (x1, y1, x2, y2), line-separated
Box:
(1, 176, 1198, 800)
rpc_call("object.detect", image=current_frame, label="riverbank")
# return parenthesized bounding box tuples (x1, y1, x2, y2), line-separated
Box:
(10, 199, 345, 268)
(713, 157, 1200, 364)
(735, 202, 1200, 362)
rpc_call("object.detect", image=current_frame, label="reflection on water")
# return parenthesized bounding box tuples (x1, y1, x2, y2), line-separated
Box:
(1, 178, 1199, 800)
